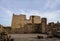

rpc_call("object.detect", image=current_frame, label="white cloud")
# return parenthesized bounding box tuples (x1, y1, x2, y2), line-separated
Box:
(44, 0, 60, 11)
(0, 7, 13, 17)
(0, 7, 14, 26)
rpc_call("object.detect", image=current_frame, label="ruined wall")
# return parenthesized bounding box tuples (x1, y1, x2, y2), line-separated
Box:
(41, 18, 47, 33)
(12, 15, 41, 28)
(11, 14, 47, 33)
(27, 16, 41, 24)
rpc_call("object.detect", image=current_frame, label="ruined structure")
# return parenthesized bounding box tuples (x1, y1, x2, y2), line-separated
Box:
(0, 14, 60, 35)
(11, 14, 47, 34)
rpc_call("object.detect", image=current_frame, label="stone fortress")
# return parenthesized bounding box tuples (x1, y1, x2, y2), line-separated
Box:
(11, 14, 47, 34)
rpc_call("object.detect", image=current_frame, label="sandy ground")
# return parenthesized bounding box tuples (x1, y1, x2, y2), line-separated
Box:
(8, 34, 60, 41)
(9, 34, 47, 38)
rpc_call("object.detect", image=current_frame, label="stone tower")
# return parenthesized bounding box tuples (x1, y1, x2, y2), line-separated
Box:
(41, 18, 47, 33)
(11, 14, 26, 33)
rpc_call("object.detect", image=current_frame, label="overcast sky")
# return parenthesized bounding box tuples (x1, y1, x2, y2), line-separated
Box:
(0, 0, 60, 26)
